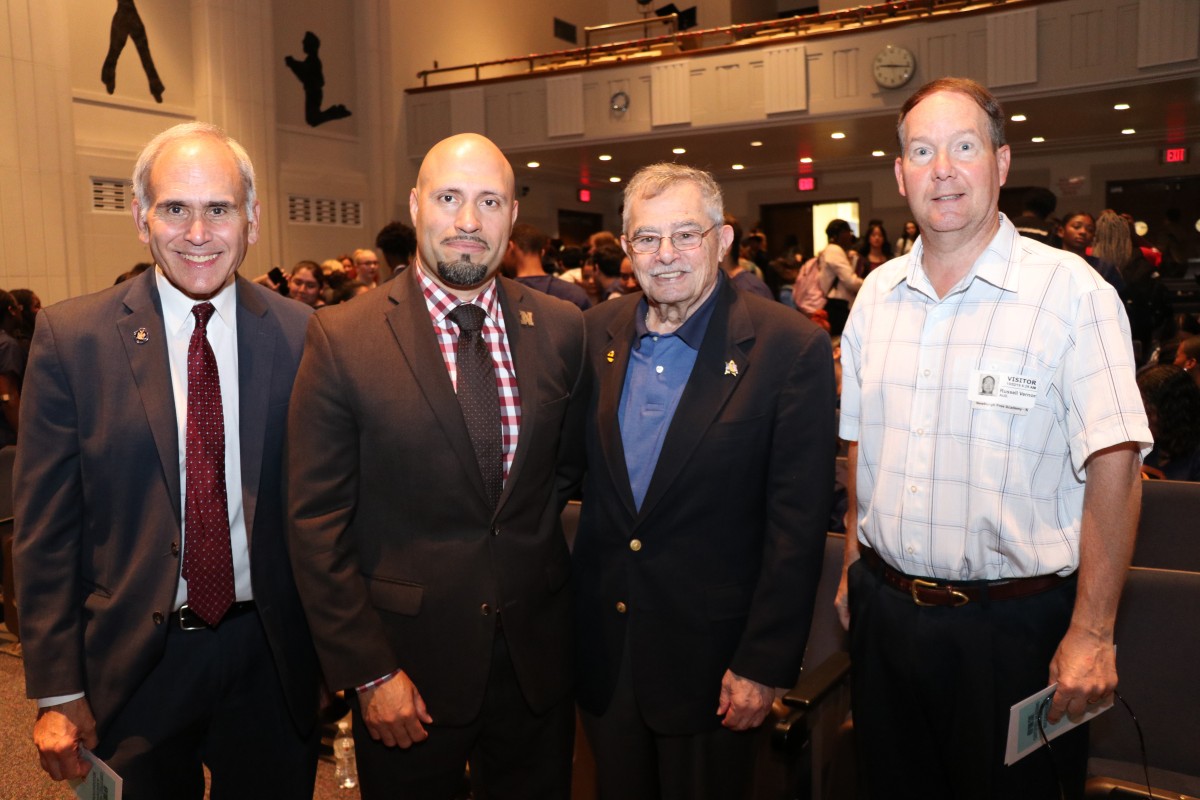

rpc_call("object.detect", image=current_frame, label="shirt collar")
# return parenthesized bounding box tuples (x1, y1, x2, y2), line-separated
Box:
(156, 267, 238, 335)
(898, 213, 1022, 298)
(633, 270, 723, 350)
(416, 264, 502, 325)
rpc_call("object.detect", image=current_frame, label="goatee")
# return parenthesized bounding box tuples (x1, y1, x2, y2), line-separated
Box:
(437, 257, 489, 288)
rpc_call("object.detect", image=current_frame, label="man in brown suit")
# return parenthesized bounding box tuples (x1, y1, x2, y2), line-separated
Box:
(287, 133, 586, 799)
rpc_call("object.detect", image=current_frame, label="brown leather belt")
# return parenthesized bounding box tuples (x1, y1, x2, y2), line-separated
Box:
(858, 546, 1069, 607)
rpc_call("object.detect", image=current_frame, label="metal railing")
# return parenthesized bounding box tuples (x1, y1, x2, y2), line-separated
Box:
(412, 0, 1023, 89)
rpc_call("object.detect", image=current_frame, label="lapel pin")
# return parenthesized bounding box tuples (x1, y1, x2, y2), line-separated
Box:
(134, 327, 150, 345)
(520, 310, 534, 327)
(606, 350, 615, 363)
(724, 359, 738, 377)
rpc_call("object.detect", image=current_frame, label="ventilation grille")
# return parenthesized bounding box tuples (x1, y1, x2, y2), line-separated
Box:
(92, 178, 132, 213)
(288, 195, 363, 227)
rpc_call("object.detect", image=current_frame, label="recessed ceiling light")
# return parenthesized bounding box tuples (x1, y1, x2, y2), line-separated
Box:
(598, 154, 612, 161)
(750, 141, 763, 147)
(871, 150, 886, 157)
(831, 132, 846, 140)
(800, 157, 813, 164)
(672, 147, 686, 154)
(1031, 136, 1045, 143)
(526, 161, 540, 168)
(609, 176, 622, 183)
(1114, 103, 1130, 111)
(1011, 114, 1027, 122)
(732, 164, 745, 170)
(1122, 128, 1136, 135)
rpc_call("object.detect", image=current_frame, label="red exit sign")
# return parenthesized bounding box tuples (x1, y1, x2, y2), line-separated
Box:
(1163, 147, 1189, 164)
(796, 176, 818, 192)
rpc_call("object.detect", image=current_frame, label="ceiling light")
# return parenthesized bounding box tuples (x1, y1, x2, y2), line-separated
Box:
(526, 161, 540, 168)
(672, 147, 686, 154)
(800, 157, 813, 164)
(1114, 103, 1130, 111)
(750, 141, 763, 147)
(871, 150, 886, 157)
(1011, 114, 1027, 122)
(609, 176, 622, 183)
(732, 164, 745, 170)
(1122, 128, 1136, 135)
(1031, 136, 1045, 143)
(598, 154, 612, 161)
(831, 132, 846, 140)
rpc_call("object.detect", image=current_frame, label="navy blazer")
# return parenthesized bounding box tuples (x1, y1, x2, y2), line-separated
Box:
(574, 280, 837, 734)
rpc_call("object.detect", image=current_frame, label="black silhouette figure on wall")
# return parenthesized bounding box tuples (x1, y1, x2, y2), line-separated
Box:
(285, 32, 352, 127)
(101, 0, 165, 103)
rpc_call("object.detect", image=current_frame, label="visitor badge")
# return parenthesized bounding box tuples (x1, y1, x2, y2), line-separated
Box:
(969, 369, 1039, 414)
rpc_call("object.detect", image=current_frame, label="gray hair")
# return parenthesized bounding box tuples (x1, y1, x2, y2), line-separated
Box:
(622, 163, 725, 234)
(132, 122, 256, 222)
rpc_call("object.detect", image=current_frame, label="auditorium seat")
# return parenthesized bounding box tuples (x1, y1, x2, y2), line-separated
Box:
(1132, 480, 1200, 572)
(756, 532, 852, 799)
(1086, 567, 1200, 798)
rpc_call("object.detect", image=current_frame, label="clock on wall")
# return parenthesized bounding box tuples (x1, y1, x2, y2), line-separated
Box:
(610, 91, 630, 114)
(872, 45, 916, 90)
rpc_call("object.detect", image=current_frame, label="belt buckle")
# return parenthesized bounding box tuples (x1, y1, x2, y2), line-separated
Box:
(910, 578, 969, 607)
(176, 604, 209, 631)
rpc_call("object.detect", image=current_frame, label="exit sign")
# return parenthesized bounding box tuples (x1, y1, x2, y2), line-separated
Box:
(578, 188, 591, 203)
(1163, 147, 1189, 164)
(797, 176, 818, 192)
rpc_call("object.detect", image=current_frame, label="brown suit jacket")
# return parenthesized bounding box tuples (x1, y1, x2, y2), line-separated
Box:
(287, 269, 586, 725)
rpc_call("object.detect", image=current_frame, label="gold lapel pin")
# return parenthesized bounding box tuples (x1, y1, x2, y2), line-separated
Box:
(520, 310, 534, 327)
(134, 327, 150, 345)
(724, 360, 738, 377)
(606, 350, 615, 363)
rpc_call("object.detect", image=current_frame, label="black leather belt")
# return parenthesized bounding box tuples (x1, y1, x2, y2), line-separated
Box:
(175, 600, 256, 630)
(858, 546, 1070, 607)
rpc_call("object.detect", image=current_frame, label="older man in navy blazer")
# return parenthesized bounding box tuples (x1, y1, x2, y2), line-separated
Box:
(574, 162, 837, 799)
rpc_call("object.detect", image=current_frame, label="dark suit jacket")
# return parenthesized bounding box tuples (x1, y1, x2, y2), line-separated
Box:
(574, 280, 836, 734)
(13, 270, 319, 738)
(287, 269, 586, 726)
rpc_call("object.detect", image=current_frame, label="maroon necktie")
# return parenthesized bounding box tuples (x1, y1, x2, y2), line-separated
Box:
(181, 302, 234, 626)
(449, 303, 503, 509)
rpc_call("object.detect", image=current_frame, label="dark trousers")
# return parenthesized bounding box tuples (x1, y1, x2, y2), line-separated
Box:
(351, 625, 574, 800)
(93, 609, 317, 800)
(579, 644, 757, 800)
(847, 558, 1088, 800)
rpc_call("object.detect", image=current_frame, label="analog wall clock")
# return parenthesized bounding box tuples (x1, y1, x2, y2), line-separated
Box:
(873, 45, 916, 90)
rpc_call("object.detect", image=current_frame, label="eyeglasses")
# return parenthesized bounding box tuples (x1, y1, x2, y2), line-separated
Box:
(626, 224, 718, 255)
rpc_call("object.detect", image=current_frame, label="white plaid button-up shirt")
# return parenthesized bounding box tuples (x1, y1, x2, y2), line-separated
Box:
(840, 216, 1152, 581)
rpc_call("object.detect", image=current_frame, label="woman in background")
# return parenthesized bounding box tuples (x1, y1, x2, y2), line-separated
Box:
(1057, 210, 1123, 291)
(856, 222, 893, 278)
(1137, 364, 1200, 481)
(894, 220, 919, 256)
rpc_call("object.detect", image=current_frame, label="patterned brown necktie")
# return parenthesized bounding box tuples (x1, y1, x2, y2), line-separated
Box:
(181, 302, 234, 625)
(449, 303, 502, 509)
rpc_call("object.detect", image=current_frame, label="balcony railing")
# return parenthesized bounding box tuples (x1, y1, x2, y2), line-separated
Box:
(412, 0, 1022, 89)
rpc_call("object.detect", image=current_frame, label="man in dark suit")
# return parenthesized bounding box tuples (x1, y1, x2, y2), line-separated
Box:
(13, 122, 319, 797)
(287, 133, 586, 800)
(574, 162, 836, 800)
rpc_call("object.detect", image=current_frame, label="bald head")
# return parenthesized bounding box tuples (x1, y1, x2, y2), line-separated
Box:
(409, 134, 518, 297)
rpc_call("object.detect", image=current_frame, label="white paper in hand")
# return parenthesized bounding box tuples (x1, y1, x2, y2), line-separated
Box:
(1004, 683, 1113, 765)
(69, 748, 123, 800)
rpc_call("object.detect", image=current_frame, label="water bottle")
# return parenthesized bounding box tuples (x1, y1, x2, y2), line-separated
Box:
(333, 719, 358, 789)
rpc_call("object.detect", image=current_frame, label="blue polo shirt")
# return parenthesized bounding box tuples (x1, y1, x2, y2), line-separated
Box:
(618, 275, 721, 510)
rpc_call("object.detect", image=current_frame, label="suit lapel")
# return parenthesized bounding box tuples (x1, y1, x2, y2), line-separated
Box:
(635, 280, 752, 524)
(235, 278, 271, 541)
(385, 269, 490, 507)
(117, 270, 182, 523)
(495, 278, 534, 515)
(597, 301, 641, 519)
